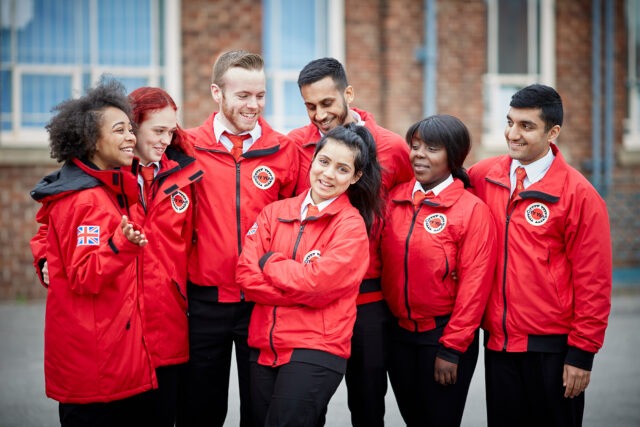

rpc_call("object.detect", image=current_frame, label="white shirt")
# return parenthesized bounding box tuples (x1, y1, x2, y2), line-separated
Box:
(300, 190, 337, 219)
(411, 174, 454, 200)
(213, 113, 261, 154)
(509, 147, 555, 194)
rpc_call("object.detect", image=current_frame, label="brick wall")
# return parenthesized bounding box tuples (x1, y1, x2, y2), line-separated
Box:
(0, 165, 55, 300)
(1, 0, 638, 300)
(181, 0, 263, 129)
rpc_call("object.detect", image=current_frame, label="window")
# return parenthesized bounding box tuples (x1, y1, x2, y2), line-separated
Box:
(623, 0, 640, 161)
(482, 0, 556, 151)
(262, 0, 344, 133)
(0, 0, 180, 148)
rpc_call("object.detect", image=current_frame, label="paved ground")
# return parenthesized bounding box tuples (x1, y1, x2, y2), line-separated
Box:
(1, 293, 639, 426)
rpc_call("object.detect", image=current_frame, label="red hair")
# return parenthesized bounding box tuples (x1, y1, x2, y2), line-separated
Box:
(128, 87, 194, 157)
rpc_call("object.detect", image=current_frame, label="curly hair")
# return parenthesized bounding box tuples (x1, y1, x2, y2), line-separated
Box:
(46, 78, 132, 162)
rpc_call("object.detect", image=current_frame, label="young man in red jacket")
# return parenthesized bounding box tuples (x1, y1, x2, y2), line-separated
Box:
(181, 50, 299, 427)
(289, 57, 413, 427)
(468, 84, 612, 427)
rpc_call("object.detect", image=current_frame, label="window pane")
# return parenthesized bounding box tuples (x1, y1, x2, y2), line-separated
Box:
(22, 74, 72, 128)
(1, 70, 11, 130)
(119, 77, 150, 94)
(497, 0, 528, 74)
(97, 0, 152, 66)
(16, 0, 83, 64)
(284, 81, 307, 129)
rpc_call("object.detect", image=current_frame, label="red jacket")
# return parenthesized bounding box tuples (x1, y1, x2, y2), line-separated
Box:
(288, 108, 413, 291)
(30, 159, 157, 403)
(236, 192, 370, 367)
(186, 113, 299, 302)
(468, 144, 612, 369)
(132, 147, 202, 368)
(381, 179, 496, 356)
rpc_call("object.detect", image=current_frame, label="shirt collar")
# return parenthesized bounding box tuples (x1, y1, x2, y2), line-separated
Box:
(411, 174, 454, 198)
(213, 113, 261, 147)
(301, 189, 337, 218)
(510, 146, 555, 185)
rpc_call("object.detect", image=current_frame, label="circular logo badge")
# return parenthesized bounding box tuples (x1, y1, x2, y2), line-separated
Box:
(423, 213, 447, 234)
(252, 166, 275, 190)
(170, 190, 190, 214)
(303, 249, 321, 264)
(525, 202, 550, 226)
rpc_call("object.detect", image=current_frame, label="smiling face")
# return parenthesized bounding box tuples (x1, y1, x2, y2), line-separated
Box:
(300, 76, 354, 134)
(211, 66, 265, 134)
(134, 106, 176, 165)
(409, 134, 450, 190)
(309, 138, 362, 204)
(90, 106, 136, 170)
(505, 107, 560, 165)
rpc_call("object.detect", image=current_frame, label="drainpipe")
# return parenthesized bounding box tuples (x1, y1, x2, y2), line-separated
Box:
(604, 0, 614, 197)
(415, 0, 437, 117)
(592, 0, 602, 192)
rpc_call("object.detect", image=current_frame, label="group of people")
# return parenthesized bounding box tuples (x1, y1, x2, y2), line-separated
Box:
(30, 49, 612, 427)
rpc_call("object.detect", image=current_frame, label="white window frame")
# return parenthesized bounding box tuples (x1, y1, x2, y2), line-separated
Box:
(623, 0, 640, 162)
(481, 0, 556, 152)
(263, 0, 344, 133)
(0, 0, 181, 149)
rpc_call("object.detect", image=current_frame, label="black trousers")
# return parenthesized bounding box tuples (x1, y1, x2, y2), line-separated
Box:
(344, 300, 391, 427)
(388, 326, 479, 427)
(484, 348, 585, 427)
(178, 288, 254, 427)
(148, 363, 186, 427)
(250, 360, 343, 427)
(59, 390, 155, 427)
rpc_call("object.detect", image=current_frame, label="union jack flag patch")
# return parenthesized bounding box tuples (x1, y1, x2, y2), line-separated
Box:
(77, 225, 100, 246)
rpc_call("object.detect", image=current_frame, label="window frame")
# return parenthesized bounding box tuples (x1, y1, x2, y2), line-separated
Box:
(0, 0, 181, 151)
(481, 0, 556, 152)
(262, 0, 344, 133)
(623, 0, 640, 164)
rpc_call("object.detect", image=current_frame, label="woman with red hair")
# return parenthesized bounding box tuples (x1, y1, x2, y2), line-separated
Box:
(128, 87, 203, 426)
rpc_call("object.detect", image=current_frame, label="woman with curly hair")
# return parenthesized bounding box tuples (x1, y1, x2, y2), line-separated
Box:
(128, 86, 203, 426)
(30, 78, 156, 426)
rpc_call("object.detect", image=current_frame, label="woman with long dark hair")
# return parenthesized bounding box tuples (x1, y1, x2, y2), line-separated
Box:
(236, 123, 382, 426)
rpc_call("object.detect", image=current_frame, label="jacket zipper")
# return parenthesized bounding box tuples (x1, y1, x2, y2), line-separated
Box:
(405, 207, 420, 332)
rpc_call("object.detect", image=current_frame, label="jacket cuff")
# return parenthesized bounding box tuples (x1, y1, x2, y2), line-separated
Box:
(565, 345, 594, 371)
(259, 251, 275, 271)
(437, 345, 462, 365)
(37, 258, 48, 288)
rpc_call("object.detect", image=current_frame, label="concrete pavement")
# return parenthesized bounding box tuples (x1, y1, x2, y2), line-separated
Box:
(1, 293, 639, 426)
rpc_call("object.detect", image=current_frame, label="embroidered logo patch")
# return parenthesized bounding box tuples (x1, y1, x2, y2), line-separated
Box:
(423, 213, 447, 234)
(525, 202, 549, 226)
(170, 190, 190, 214)
(246, 222, 258, 236)
(252, 166, 275, 190)
(77, 225, 100, 246)
(303, 249, 321, 264)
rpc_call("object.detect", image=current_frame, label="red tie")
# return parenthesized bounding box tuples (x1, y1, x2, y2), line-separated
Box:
(306, 204, 320, 218)
(511, 166, 527, 202)
(140, 165, 155, 203)
(224, 131, 251, 160)
(413, 190, 434, 207)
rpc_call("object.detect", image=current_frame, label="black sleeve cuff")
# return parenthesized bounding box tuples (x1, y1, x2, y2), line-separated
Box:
(258, 251, 275, 271)
(565, 345, 595, 371)
(437, 345, 462, 365)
